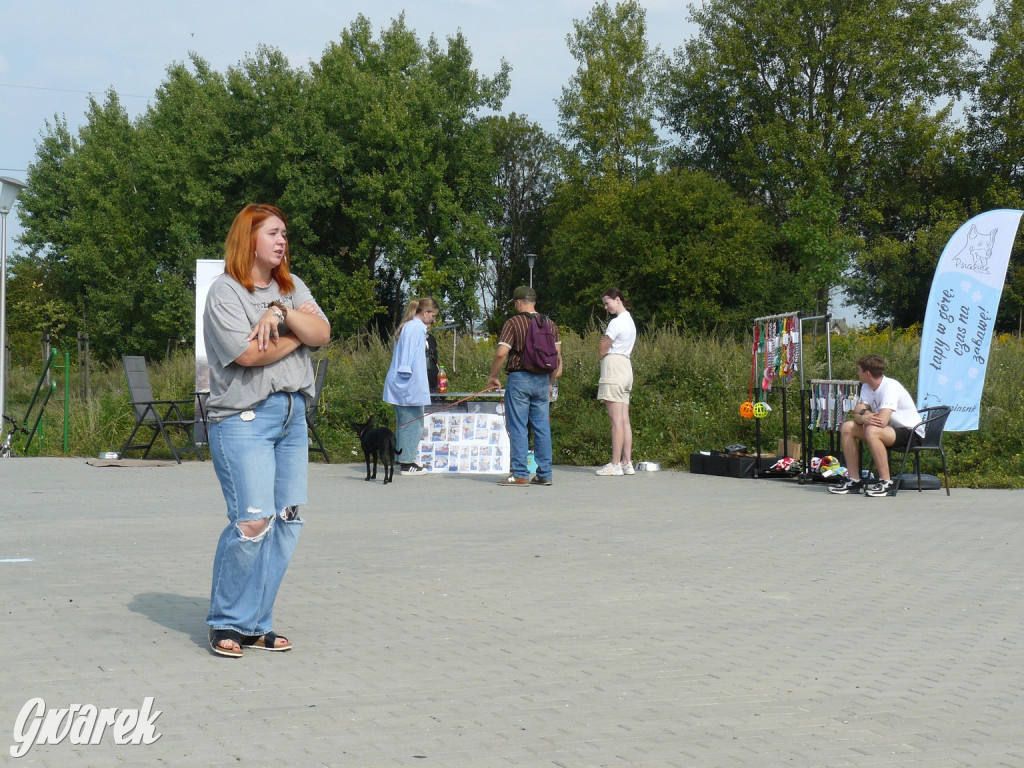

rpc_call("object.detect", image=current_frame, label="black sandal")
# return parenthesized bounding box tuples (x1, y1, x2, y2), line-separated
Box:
(241, 631, 292, 652)
(209, 628, 244, 658)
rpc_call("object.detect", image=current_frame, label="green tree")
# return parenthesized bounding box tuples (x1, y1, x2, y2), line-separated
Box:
(138, 54, 235, 264)
(664, 0, 980, 319)
(1003, 262, 1024, 336)
(15, 93, 195, 360)
(557, 0, 666, 185)
(545, 169, 797, 332)
(10, 116, 78, 363)
(15, 16, 513, 354)
(9, 117, 82, 364)
(971, 0, 1024, 187)
(304, 15, 510, 329)
(480, 114, 559, 329)
(846, 204, 967, 327)
(4, 258, 73, 364)
(965, 0, 1024, 333)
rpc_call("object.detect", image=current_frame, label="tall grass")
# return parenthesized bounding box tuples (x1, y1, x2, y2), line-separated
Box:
(6, 328, 1024, 488)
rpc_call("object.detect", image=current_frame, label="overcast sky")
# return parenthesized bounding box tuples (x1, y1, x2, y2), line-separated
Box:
(0, 0, 692, 237)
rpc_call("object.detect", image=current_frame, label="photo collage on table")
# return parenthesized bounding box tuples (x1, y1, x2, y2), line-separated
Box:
(416, 412, 509, 474)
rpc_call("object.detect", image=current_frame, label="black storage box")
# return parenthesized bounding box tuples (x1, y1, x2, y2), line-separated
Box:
(690, 451, 777, 478)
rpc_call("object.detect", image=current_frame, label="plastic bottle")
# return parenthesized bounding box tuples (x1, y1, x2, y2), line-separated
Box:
(438, 366, 448, 393)
(550, 378, 559, 402)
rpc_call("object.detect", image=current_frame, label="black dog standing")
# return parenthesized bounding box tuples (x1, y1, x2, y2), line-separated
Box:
(351, 416, 401, 484)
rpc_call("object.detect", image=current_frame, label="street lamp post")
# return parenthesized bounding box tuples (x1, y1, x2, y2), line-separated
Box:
(0, 177, 28, 427)
(526, 253, 537, 288)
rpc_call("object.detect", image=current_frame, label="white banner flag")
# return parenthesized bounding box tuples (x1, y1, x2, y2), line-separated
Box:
(918, 209, 1023, 431)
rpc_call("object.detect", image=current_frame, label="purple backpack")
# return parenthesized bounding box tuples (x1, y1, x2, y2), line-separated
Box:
(520, 313, 558, 374)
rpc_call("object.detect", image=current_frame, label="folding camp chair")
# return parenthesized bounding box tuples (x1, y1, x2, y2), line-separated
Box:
(120, 355, 204, 463)
(306, 357, 329, 462)
(891, 405, 951, 496)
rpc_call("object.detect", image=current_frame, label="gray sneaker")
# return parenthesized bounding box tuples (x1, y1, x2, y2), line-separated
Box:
(865, 479, 896, 497)
(498, 474, 530, 487)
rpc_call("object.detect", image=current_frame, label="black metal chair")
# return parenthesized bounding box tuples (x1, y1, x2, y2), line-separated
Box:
(120, 355, 204, 463)
(306, 357, 329, 462)
(891, 405, 951, 496)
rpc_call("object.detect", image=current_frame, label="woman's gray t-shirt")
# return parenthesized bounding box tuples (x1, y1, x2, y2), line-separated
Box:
(203, 273, 326, 423)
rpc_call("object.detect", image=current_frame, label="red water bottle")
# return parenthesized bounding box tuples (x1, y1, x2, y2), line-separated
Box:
(438, 367, 447, 393)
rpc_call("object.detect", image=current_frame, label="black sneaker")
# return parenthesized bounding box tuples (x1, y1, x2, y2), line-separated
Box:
(828, 478, 864, 495)
(865, 479, 896, 497)
(530, 475, 552, 486)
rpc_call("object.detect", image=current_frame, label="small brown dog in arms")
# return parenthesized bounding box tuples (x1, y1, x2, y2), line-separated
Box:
(351, 416, 401, 484)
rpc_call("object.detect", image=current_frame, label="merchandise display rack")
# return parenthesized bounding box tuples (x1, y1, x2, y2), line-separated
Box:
(749, 311, 835, 478)
(797, 378, 860, 484)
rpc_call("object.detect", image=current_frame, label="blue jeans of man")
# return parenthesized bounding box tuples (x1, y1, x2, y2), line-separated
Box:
(504, 370, 552, 479)
(206, 391, 307, 636)
(393, 404, 425, 464)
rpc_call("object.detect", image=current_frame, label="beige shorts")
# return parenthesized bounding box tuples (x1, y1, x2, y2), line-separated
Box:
(597, 354, 633, 403)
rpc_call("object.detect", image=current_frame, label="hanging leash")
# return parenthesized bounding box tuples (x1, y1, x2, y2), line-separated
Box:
(394, 386, 501, 429)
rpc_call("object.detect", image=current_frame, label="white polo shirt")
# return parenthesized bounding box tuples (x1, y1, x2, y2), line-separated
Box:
(860, 376, 925, 437)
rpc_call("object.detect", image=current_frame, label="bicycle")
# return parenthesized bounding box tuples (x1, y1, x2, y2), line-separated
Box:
(1, 414, 27, 458)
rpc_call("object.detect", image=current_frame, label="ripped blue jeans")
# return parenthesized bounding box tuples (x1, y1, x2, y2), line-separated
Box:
(206, 392, 307, 636)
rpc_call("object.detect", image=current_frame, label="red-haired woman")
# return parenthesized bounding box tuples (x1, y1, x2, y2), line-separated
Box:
(203, 204, 330, 658)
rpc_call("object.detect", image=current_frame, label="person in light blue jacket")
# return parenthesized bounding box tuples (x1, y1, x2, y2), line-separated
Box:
(383, 297, 440, 475)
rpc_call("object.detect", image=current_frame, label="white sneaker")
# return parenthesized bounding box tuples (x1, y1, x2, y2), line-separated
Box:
(596, 463, 623, 476)
(621, 461, 635, 475)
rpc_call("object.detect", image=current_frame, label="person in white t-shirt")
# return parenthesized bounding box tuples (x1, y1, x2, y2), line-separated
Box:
(595, 288, 637, 477)
(829, 354, 925, 497)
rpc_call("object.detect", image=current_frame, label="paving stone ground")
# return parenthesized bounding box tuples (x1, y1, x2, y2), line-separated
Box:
(1, 458, 1022, 767)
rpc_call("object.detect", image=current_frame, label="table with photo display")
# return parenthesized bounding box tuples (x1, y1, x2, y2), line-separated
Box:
(415, 392, 509, 474)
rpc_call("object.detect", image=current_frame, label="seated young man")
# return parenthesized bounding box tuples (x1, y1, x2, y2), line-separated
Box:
(828, 354, 925, 497)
